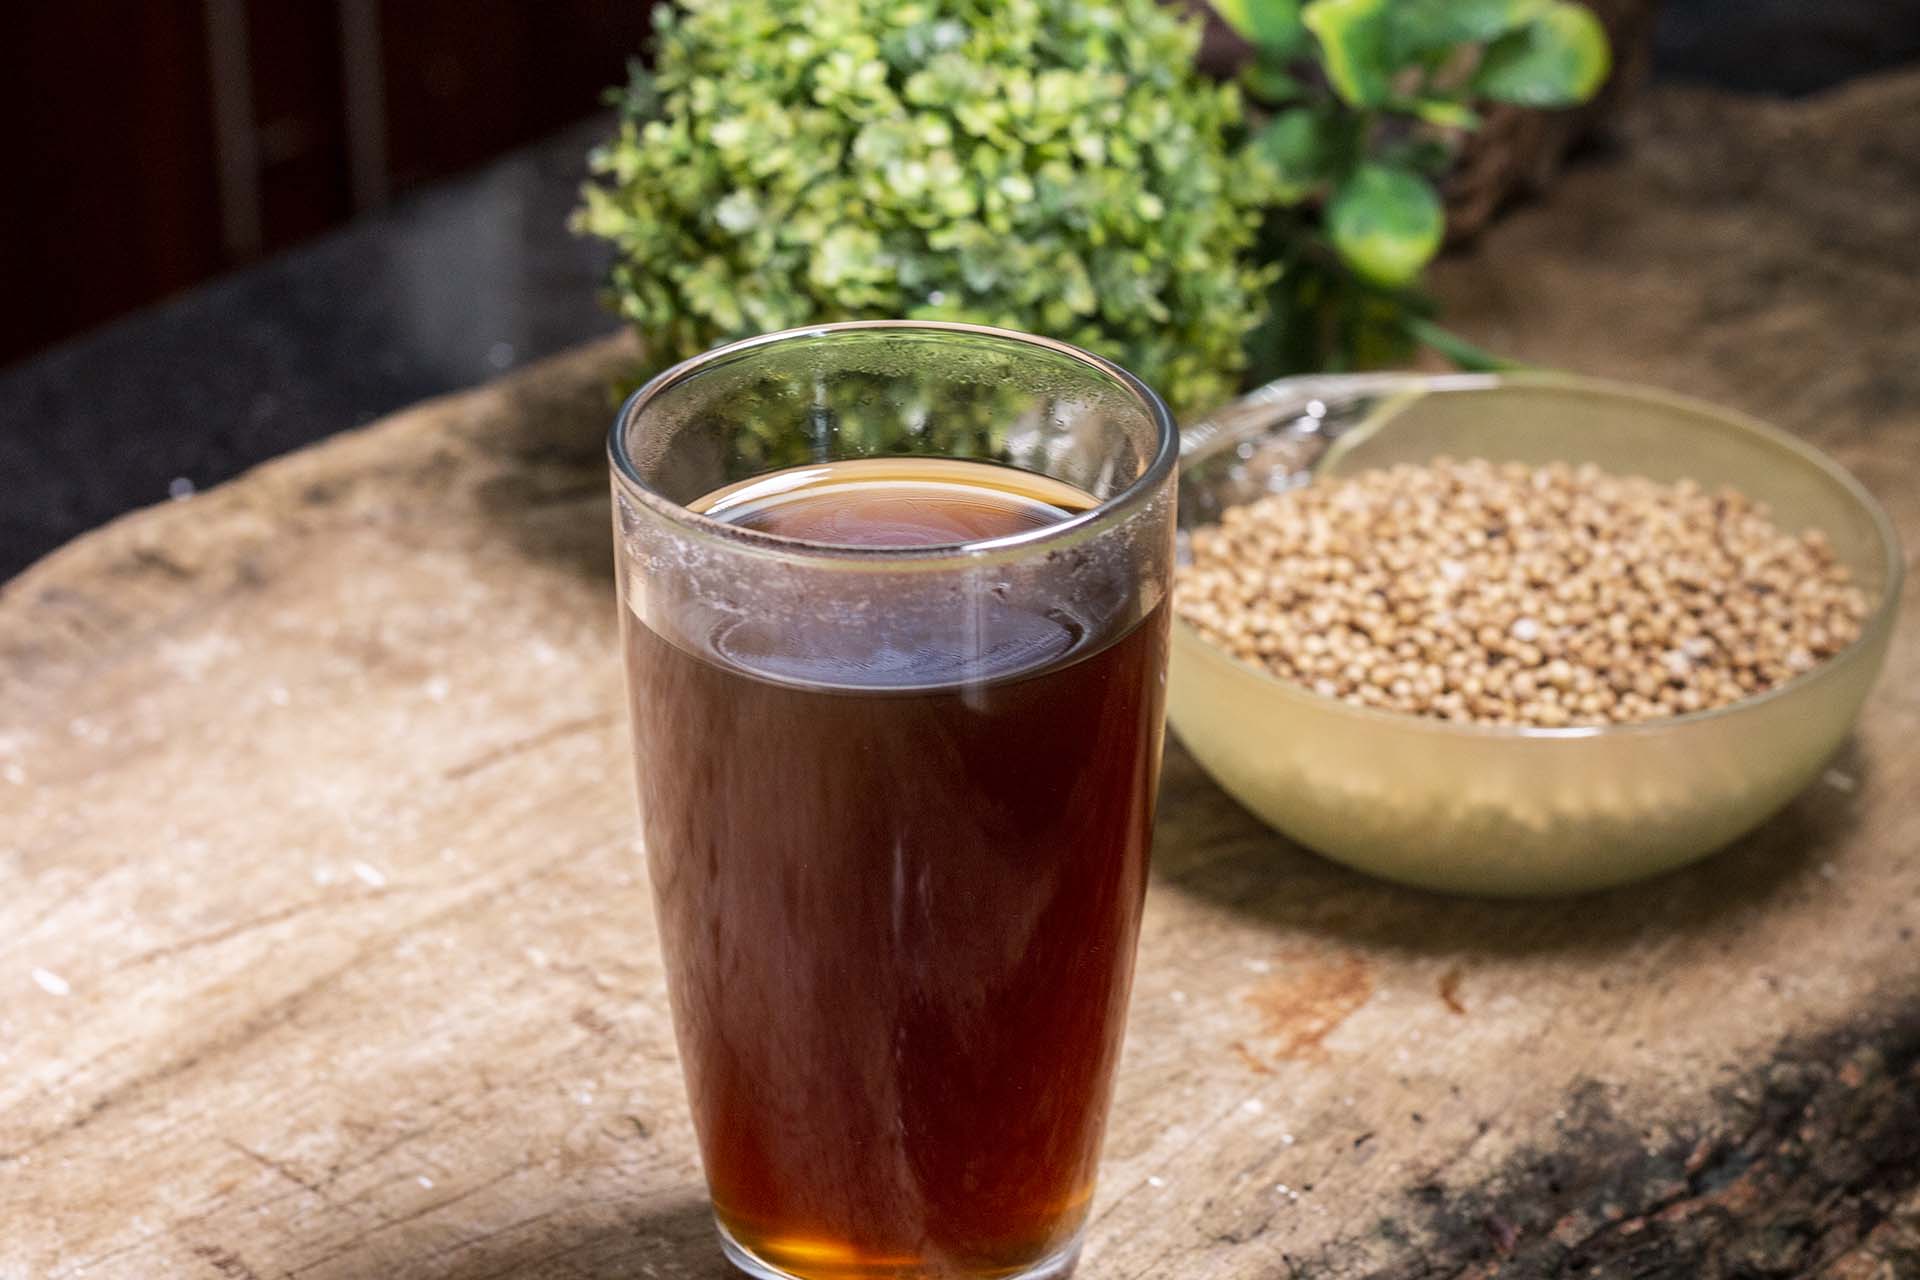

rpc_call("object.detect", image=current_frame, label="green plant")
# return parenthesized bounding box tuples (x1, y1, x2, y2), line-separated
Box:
(1220, 0, 1611, 377)
(575, 0, 1274, 417)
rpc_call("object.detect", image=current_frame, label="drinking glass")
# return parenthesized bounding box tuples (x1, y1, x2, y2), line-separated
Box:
(608, 322, 1177, 1280)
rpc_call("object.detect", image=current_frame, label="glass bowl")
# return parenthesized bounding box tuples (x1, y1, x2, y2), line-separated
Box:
(1169, 372, 1903, 896)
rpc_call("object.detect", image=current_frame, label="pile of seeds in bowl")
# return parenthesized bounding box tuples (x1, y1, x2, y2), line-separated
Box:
(1175, 458, 1874, 727)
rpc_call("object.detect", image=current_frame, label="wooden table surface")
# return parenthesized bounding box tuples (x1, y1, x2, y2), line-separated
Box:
(5, 75, 1917, 1279)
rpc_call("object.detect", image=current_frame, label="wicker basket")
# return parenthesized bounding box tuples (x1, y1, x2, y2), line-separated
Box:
(1190, 0, 1662, 242)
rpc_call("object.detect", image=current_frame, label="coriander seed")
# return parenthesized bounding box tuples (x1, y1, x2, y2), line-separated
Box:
(1175, 458, 1872, 728)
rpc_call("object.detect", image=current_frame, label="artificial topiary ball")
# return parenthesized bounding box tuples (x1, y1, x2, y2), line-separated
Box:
(574, 0, 1273, 417)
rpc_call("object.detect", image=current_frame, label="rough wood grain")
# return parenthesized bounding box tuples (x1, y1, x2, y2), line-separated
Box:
(5, 75, 1918, 1279)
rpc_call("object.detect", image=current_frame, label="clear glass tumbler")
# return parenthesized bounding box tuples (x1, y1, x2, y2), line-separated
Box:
(608, 322, 1177, 1280)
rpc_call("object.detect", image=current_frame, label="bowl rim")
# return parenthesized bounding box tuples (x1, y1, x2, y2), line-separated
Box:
(1174, 370, 1905, 742)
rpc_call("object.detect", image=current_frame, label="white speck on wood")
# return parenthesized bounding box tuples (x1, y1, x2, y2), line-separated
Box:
(31, 968, 71, 997)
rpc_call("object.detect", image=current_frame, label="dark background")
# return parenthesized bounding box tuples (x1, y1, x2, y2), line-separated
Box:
(2, 0, 1917, 580)
(2, 1, 654, 365)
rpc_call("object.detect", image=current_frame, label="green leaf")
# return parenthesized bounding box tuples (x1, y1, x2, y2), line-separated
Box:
(1241, 61, 1307, 102)
(1378, 135, 1457, 176)
(1388, 0, 1547, 56)
(1405, 316, 1529, 371)
(1474, 1, 1612, 107)
(1396, 97, 1482, 129)
(1301, 0, 1392, 106)
(1327, 162, 1444, 286)
(1213, 0, 1308, 54)
(1256, 107, 1330, 201)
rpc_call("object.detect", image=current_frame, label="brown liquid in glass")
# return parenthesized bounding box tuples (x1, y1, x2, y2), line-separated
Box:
(623, 459, 1166, 1278)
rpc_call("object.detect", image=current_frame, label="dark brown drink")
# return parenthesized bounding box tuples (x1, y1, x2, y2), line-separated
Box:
(623, 458, 1167, 1279)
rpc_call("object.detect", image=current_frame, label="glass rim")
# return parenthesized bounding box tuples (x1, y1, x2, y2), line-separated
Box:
(607, 320, 1179, 565)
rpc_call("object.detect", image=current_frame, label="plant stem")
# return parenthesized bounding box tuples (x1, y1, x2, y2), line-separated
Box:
(1404, 316, 1528, 372)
